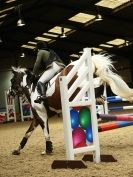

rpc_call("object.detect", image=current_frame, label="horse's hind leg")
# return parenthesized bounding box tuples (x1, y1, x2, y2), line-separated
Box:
(12, 119, 39, 155)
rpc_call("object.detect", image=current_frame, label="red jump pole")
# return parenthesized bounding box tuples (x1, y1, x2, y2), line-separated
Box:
(99, 114, 133, 121)
(98, 121, 133, 132)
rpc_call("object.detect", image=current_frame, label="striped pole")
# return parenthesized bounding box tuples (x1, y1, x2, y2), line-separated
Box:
(99, 114, 133, 121)
(107, 96, 122, 100)
(98, 121, 133, 132)
(107, 97, 127, 103)
(109, 105, 133, 111)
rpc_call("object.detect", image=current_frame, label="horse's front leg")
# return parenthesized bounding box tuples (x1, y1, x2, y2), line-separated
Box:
(12, 119, 39, 155)
(42, 118, 53, 155)
(36, 108, 53, 155)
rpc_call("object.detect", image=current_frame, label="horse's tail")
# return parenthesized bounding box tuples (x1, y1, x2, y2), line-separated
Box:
(92, 54, 133, 101)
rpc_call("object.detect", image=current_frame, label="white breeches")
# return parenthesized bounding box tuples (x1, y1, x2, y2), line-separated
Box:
(39, 62, 62, 83)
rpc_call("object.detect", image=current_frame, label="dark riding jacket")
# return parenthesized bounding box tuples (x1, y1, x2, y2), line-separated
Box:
(33, 48, 65, 75)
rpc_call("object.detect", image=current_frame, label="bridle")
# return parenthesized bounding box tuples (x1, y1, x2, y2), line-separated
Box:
(9, 74, 25, 97)
(9, 82, 23, 97)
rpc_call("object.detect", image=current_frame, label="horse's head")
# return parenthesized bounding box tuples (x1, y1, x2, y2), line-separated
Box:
(8, 66, 28, 97)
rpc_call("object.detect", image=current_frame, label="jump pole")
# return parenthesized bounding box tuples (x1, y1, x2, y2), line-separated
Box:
(52, 48, 101, 169)
(98, 121, 133, 132)
(99, 114, 133, 121)
(103, 91, 133, 114)
(107, 96, 127, 102)
(108, 105, 133, 111)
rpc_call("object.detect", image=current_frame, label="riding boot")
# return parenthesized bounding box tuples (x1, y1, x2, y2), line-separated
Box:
(34, 81, 47, 103)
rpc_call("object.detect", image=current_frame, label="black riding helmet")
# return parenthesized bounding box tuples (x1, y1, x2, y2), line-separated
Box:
(36, 41, 48, 50)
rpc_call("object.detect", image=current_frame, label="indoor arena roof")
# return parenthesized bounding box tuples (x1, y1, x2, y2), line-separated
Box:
(0, 0, 133, 63)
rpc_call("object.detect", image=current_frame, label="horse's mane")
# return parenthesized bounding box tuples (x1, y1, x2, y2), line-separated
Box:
(11, 66, 37, 91)
(12, 66, 27, 73)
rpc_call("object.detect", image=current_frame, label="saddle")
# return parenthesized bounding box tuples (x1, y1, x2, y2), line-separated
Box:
(47, 64, 79, 112)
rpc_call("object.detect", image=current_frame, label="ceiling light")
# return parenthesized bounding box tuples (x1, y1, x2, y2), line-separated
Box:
(21, 44, 35, 49)
(93, 47, 103, 52)
(17, 5, 25, 27)
(60, 27, 67, 38)
(20, 52, 25, 58)
(17, 18, 25, 27)
(125, 40, 129, 46)
(95, 6, 103, 22)
(28, 41, 37, 45)
(70, 54, 79, 58)
(107, 39, 125, 46)
(118, 40, 130, 48)
(43, 32, 59, 38)
(0, 7, 14, 14)
(48, 26, 71, 34)
(95, 0, 130, 9)
(68, 13, 95, 23)
(60, 33, 66, 38)
(95, 14, 103, 21)
(6, 0, 16, 3)
(0, 14, 7, 19)
(99, 44, 113, 48)
(35, 36, 52, 42)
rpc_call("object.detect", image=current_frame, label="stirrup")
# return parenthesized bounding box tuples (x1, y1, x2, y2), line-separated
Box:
(34, 96, 42, 103)
(34, 96, 46, 104)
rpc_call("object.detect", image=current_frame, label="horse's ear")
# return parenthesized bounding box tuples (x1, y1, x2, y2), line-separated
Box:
(11, 66, 17, 74)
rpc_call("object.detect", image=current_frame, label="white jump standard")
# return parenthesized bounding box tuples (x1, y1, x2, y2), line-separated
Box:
(52, 48, 100, 168)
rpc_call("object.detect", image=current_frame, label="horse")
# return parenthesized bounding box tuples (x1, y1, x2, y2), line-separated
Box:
(8, 53, 133, 156)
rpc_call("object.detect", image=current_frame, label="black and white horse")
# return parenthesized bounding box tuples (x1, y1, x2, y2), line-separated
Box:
(8, 54, 133, 155)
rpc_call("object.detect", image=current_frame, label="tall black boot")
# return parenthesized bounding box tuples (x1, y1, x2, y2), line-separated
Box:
(34, 81, 47, 103)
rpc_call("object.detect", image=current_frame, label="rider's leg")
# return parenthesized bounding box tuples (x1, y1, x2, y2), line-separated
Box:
(34, 68, 55, 103)
(40, 62, 62, 83)
(34, 62, 62, 103)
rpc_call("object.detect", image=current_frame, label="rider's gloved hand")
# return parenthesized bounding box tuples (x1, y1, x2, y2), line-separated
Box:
(34, 74, 40, 83)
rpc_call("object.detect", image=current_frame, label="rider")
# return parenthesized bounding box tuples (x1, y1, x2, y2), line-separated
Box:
(33, 41, 65, 103)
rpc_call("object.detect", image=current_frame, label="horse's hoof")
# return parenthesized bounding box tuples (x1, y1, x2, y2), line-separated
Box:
(46, 150, 53, 155)
(12, 150, 20, 155)
(41, 151, 46, 155)
(46, 140, 53, 154)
